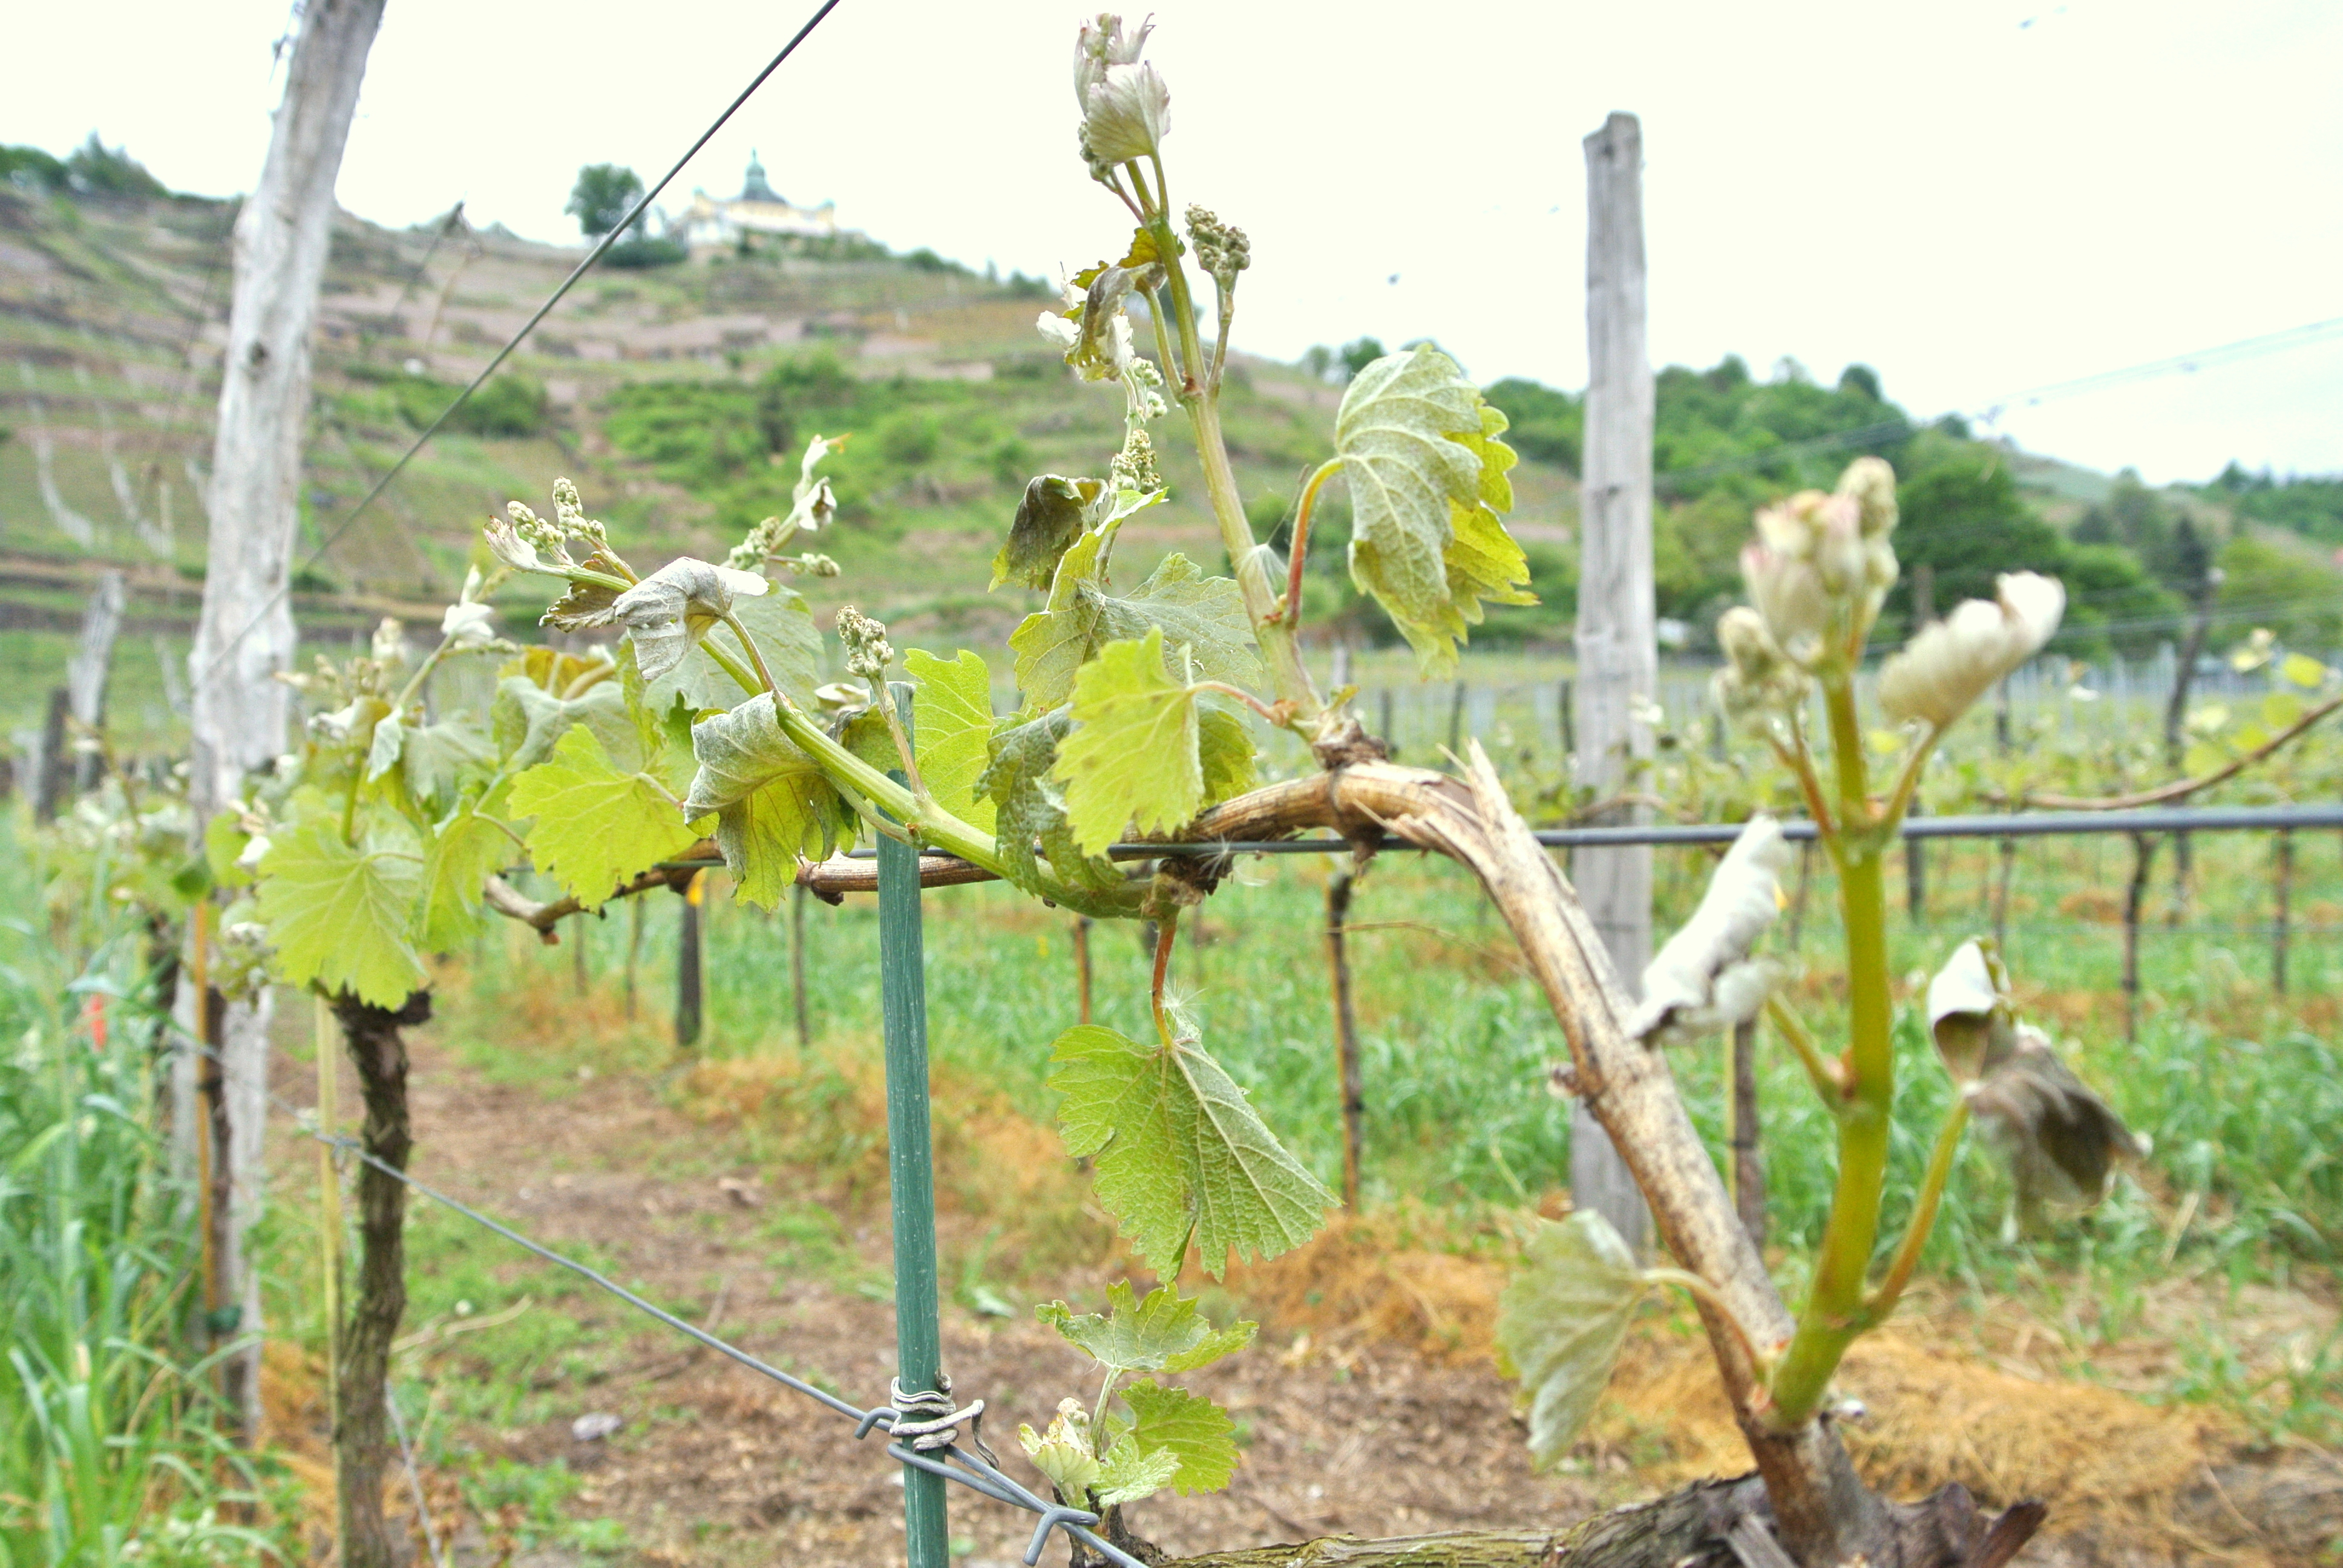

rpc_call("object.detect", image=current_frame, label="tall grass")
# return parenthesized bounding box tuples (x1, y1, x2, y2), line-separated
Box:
(0, 828, 286, 1567)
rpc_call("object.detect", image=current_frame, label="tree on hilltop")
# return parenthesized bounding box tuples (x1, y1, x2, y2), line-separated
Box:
(566, 163, 646, 238)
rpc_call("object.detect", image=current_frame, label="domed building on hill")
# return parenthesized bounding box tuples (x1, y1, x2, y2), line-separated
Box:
(681, 154, 838, 253)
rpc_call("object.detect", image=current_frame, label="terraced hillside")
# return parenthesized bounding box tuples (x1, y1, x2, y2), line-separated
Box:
(0, 182, 1584, 757)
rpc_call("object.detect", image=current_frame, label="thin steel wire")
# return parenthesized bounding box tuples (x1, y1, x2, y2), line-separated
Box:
(287, 1115, 1146, 1568)
(195, 0, 846, 688)
(718, 802, 2343, 872)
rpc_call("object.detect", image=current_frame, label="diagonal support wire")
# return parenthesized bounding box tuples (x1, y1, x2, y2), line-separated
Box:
(281, 1111, 1149, 1568)
(196, 0, 846, 689)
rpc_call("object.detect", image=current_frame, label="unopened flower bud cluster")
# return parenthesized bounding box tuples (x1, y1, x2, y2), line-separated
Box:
(836, 604, 894, 678)
(1185, 204, 1250, 291)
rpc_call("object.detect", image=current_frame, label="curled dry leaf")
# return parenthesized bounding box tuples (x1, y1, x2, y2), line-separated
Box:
(1973, 1024, 2150, 1215)
(1927, 938, 2147, 1214)
(606, 558, 771, 682)
(1628, 815, 1791, 1044)
(1877, 572, 2065, 730)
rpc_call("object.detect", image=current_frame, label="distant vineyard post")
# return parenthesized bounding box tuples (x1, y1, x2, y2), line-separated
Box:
(1571, 110, 1657, 1256)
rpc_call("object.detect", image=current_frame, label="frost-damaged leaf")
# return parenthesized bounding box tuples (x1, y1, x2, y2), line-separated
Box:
(1494, 1212, 1645, 1471)
(685, 694, 852, 909)
(255, 820, 428, 1007)
(976, 711, 1139, 916)
(1048, 1023, 1334, 1278)
(510, 727, 700, 911)
(1971, 1024, 2149, 1216)
(606, 557, 773, 683)
(903, 648, 998, 833)
(1037, 1281, 1256, 1379)
(644, 579, 823, 716)
(1629, 816, 1790, 1045)
(1009, 502, 1254, 710)
(1337, 345, 1533, 675)
(365, 711, 405, 783)
(491, 675, 638, 774)
(540, 546, 632, 632)
(1019, 1402, 1101, 1506)
(1055, 628, 1205, 855)
(1095, 553, 1258, 693)
(1924, 938, 2017, 1085)
(1123, 1381, 1239, 1494)
(416, 806, 511, 952)
(992, 475, 1105, 591)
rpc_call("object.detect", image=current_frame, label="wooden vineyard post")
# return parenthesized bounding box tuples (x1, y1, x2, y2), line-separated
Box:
(876, 682, 948, 1568)
(314, 992, 347, 1564)
(674, 873, 704, 1051)
(791, 884, 812, 1048)
(1447, 678, 1467, 759)
(1728, 1018, 1765, 1248)
(1573, 109, 1657, 1256)
(1073, 916, 1095, 1025)
(1904, 800, 1927, 924)
(2273, 828, 2294, 997)
(2122, 832, 2156, 1042)
(1326, 873, 1365, 1209)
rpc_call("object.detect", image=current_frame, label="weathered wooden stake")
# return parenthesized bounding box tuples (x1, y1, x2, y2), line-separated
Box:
(2273, 828, 2293, 997)
(330, 988, 431, 1568)
(1073, 915, 1095, 1026)
(1570, 110, 1657, 1256)
(790, 883, 812, 1048)
(674, 874, 703, 1051)
(1904, 799, 1927, 925)
(2122, 833, 2157, 1042)
(623, 897, 644, 1021)
(1326, 873, 1366, 1209)
(1729, 1019, 1765, 1249)
(876, 683, 948, 1568)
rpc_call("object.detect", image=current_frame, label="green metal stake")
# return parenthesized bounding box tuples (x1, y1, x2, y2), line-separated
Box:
(876, 681, 949, 1568)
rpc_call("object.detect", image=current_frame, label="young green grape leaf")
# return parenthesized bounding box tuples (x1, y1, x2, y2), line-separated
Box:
(415, 806, 513, 952)
(205, 811, 254, 890)
(397, 717, 496, 814)
(254, 821, 428, 1006)
(509, 726, 700, 910)
(1055, 628, 1205, 855)
(1337, 345, 1532, 675)
(492, 675, 638, 773)
(685, 693, 853, 909)
(1009, 508, 1254, 711)
(1037, 1281, 1257, 1380)
(904, 647, 999, 832)
(1122, 1381, 1239, 1494)
(1049, 1023, 1335, 1278)
(838, 704, 903, 777)
(1010, 526, 1116, 710)
(993, 475, 1105, 590)
(1197, 705, 1257, 808)
(1094, 1436, 1180, 1507)
(1493, 1212, 1646, 1471)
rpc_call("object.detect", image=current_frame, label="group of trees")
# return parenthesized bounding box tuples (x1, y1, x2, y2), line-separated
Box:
(1457, 356, 2342, 661)
(566, 162, 686, 268)
(1, 134, 169, 198)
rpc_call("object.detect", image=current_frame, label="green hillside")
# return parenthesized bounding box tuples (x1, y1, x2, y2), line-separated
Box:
(4, 163, 2336, 759)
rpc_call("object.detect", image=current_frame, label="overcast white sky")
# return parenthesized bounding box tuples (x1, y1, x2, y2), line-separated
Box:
(11, 0, 2339, 483)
